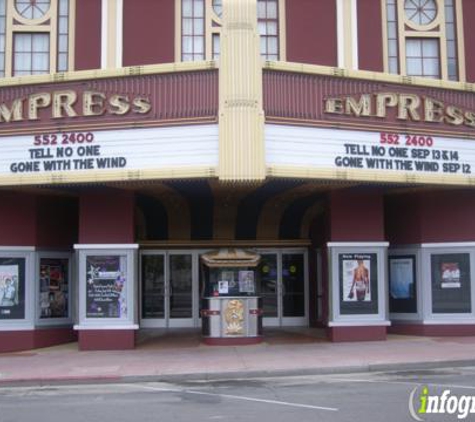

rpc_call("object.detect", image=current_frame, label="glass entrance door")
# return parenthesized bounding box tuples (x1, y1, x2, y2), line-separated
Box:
(258, 250, 308, 327)
(141, 251, 198, 328)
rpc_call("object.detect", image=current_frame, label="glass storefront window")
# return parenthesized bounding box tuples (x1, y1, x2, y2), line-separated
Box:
(282, 253, 305, 317)
(431, 253, 471, 314)
(39, 258, 69, 319)
(257, 254, 278, 318)
(169, 254, 193, 319)
(141, 255, 165, 319)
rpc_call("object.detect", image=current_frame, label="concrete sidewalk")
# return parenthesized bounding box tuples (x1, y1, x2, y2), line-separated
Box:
(0, 329, 475, 386)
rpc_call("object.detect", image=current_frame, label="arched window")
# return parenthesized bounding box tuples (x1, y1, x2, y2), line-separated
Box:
(384, 0, 464, 81)
(0, 0, 74, 78)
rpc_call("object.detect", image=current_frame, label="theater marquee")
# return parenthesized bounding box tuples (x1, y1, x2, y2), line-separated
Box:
(0, 125, 219, 186)
(265, 124, 475, 185)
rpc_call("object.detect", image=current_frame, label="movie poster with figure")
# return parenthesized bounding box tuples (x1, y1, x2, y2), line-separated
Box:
(238, 270, 255, 294)
(341, 256, 371, 302)
(39, 258, 69, 319)
(0, 258, 25, 320)
(339, 253, 378, 315)
(86, 255, 127, 319)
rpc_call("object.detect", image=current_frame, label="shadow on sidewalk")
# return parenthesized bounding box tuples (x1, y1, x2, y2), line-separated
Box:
(135, 327, 329, 350)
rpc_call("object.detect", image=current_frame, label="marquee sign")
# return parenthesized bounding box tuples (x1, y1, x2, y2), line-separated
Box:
(0, 124, 219, 185)
(0, 69, 218, 134)
(324, 93, 475, 129)
(263, 70, 475, 138)
(265, 124, 475, 185)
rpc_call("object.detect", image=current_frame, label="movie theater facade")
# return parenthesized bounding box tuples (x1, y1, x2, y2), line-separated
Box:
(1, 0, 475, 351)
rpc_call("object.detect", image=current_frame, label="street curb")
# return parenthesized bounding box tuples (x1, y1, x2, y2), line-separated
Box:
(1, 359, 475, 388)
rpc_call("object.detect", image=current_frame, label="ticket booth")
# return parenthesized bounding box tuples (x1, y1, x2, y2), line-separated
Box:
(200, 249, 263, 345)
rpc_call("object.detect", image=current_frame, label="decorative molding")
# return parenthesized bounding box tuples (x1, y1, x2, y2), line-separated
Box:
(73, 244, 139, 250)
(0, 60, 217, 88)
(0, 246, 35, 251)
(264, 61, 475, 92)
(328, 320, 391, 327)
(327, 242, 390, 247)
(267, 164, 475, 187)
(421, 242, 475, 248)
(73, 324, 140, 330)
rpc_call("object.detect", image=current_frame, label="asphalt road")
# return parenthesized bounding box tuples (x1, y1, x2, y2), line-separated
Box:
(1, 367, 475, 422)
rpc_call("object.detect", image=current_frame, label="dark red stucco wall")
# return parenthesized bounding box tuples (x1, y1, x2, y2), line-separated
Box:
(123, 0, 175, 66)
(385, 190, 475, 244)
(0, 192, 37, 245)
(329, 188, 385, 241)
(385, 193, 422, 245)
(36, 197, 78, 248)
(419, 190, 475, 242)
(79, 189, 135, 244)
(285, 0, 337, 66)
(75, 0, 102, 70)
(357, 0, 384, 72)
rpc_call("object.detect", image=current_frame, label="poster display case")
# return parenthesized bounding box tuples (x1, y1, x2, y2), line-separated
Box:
(74, 245, 138, 331)
(36, 252, 73, 325)
(200, 249, 263, 344)
(328, 243, 390, 328)
(388, 254, 418, 314)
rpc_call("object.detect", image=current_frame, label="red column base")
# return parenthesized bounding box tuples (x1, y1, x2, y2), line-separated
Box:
(78, 330, 136, 350)
(203, 337, 263, 346)
(327, 326, 387, 342)
(34, 327, 77, 349)
(389, 324, 475, 336)
(0, 327, 76, 353)
(0, 331, 35, 353)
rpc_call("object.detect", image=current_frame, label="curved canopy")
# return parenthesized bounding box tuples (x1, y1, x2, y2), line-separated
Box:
(200, 248, 261, 268)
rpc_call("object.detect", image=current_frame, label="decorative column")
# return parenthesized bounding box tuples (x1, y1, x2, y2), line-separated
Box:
(218, 0, 265, 181)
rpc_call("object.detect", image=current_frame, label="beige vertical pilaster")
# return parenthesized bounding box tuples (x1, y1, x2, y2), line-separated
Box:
(101, 0, 123, 69)
(337, 0, 358, 70)
(218, 0, 265, 181)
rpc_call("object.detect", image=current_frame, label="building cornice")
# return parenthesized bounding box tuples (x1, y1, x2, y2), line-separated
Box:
(264, 61, 475, 94)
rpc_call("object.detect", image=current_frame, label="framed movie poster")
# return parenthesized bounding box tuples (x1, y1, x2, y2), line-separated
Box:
(0, 258, 26, 320)
(339, 253, 378, 315)
(431, 253, 471, 314)
(389, 255, 417, 313)
(86, 255, 127, 319)
(39, 258, 69, 319)
(238, 270, 255, 294)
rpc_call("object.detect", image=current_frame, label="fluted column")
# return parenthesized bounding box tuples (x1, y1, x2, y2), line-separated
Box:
(218, 0, 265, 181)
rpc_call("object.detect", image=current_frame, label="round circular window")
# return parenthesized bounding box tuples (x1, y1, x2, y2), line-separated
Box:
(404, 0, 438, 25)
(15, 0, 51, 20)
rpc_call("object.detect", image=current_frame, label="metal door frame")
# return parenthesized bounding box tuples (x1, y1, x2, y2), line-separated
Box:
(139, 250, 199, 328)
(139, 248, 308, 329)
(259, 248, 309, 327)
